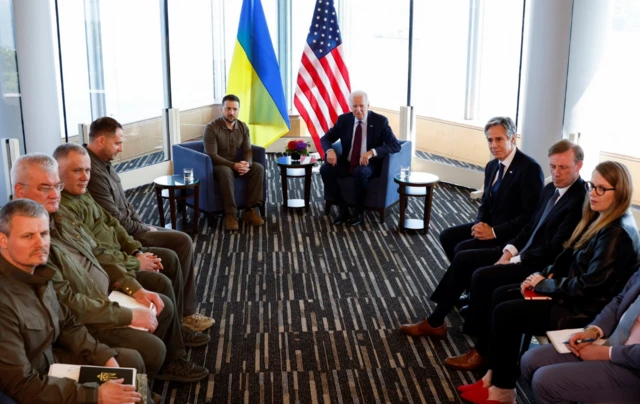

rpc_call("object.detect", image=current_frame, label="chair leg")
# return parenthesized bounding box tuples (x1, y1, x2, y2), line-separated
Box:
(325, 201, 332, 215)
(378, 208, 385, 223)
(207, 212, 217, 225)
(260, 204, 266, 217)
(520, 333, 533, 358)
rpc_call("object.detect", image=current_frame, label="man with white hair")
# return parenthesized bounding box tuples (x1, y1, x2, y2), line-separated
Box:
(320, 90, 401, 226)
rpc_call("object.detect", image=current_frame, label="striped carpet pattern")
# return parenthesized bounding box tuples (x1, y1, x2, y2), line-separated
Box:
(126, 155, 535, 403)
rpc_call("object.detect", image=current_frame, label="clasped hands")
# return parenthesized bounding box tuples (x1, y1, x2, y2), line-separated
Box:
(325, 149, 373, 167)
(471, 222, 495, 240)
(519, 272, 545, 294)
(136, 252, 163, 272)
(234, 161, 251, 176)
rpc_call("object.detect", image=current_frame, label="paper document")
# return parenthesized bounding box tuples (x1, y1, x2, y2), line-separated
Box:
(108, 291, 156, 331)
(546, 328, 606, 354)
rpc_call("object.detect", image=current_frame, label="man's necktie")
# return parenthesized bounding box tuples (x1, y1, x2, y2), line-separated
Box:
(520, 189, 560, 254)
(605, 294, 640, 346)
(491, 163, 505, 197)
(350, 121, 363, 175)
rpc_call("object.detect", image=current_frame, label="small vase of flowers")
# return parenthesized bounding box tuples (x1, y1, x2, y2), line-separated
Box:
(285, 140, 310, 161)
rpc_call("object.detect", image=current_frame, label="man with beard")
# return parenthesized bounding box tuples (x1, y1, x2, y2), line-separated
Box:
(203, 94, 265, 231)
(85, 117, 214, 333)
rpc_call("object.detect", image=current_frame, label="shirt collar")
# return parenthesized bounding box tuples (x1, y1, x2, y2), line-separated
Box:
(0, 253, 52, 285)
(499, 146, 517, 170)
(216, 117, 238, 131)
(354, 113, 368, 126)
(556, 176, 580, 198)
(85, 146, 111, 171)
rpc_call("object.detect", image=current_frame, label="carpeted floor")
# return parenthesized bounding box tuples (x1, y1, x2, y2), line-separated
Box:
(126, 154, 535, 404)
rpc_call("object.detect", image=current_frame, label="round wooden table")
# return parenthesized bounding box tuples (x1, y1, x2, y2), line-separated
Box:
(276, 155, 317, 212)
(394, 172, 439, 234)
(154, 175, 200, 234)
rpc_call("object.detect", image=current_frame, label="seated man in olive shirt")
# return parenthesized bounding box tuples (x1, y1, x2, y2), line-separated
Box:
(203, 94, 265, 231)
(12, 153, 209, 384)
(0, 199, 145, 404)
(84, 117, 214, 332)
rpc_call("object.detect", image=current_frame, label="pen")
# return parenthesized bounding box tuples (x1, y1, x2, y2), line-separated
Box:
(562, 338, 596, 344)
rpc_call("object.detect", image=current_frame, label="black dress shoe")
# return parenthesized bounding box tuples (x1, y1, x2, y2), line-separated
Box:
(347, 213, 364, 226)
(455, 293, 470, 309)
(332, 211, 350, 225)
(458, 304, 469, 319)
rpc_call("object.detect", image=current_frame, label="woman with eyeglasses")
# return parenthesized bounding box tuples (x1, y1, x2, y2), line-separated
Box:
(458, 161, 640, 404)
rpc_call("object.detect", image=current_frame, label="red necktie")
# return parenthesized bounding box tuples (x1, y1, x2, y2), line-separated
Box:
(350, 121, 362, 175)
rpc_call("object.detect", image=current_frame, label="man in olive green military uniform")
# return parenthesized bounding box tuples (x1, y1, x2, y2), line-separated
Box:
(0, 199, 145, 403)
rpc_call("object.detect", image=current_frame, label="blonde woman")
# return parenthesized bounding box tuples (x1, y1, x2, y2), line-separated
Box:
(459, 161, 640, 404)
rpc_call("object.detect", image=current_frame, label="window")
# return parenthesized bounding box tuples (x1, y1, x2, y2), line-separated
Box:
(58, 0, 166, 170)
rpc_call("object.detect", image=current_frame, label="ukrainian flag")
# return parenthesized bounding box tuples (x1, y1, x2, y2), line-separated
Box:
(227, 0, 290, 147)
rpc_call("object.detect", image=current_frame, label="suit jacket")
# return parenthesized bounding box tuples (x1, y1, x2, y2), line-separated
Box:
(536, 211, 640, 327)
(591, 269, 640, 371)
(509, 177, 586, 268)
(476, 148, 544, 241)
(320, 111, 401, 174)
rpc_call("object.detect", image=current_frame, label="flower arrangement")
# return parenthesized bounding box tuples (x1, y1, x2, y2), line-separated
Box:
(284, 140, 310, 157)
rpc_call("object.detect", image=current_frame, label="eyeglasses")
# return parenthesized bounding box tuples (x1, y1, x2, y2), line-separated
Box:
(585, 181, 615, 196)
(18, 182, 65, 194)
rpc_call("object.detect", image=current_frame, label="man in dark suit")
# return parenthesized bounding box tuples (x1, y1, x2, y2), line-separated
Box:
(320, 90, 401, 226)
(400, 140, 584, 352)
(521, 268, 640, 404)
(439, 116, 544, 261)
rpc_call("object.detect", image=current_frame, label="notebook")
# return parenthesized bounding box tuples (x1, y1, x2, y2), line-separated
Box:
(108, 290, 156, 331)
(523, 288, 552, 300)
(546, 328, 606, 354)
(48, 364, 136, 385)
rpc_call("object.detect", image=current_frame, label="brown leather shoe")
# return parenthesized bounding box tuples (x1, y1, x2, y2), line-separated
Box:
(243, 209, 265, 226)
(225, 214, 239, 231)
(444, 348, 486, 371)
(399, 318, 447, 338)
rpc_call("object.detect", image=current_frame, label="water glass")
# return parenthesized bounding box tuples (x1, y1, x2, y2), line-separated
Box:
(400, 165, 411, 179)
(183, 168, 194, 183)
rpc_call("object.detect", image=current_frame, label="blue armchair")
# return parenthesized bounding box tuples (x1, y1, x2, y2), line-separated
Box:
(172, 140, 267, 222)
(324, 140, 412, 222)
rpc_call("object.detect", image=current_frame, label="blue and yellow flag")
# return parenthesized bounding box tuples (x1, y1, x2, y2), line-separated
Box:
(227, 0, 290, 147)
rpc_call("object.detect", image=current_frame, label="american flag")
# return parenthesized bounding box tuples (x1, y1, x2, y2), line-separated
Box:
(293, 0, 351, 159)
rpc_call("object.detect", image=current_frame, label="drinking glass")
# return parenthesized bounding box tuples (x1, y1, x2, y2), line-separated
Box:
(400, 165, 411, 179)
(183, 168, 194, 183)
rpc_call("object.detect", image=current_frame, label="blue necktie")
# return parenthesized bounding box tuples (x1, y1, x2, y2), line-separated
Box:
(605, 294, 640, 346)
(520, 189, 560, 254)
(491, 163, 505, 197)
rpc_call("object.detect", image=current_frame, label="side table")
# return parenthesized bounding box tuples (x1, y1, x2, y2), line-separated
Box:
(276, 155, 317, 212)
(154, 175, 200, 234)
(394, 172, 439, 234)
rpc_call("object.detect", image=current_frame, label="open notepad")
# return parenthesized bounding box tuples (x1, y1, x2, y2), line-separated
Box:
(108, 291, 156, 331)
(546, 328, 607, 353)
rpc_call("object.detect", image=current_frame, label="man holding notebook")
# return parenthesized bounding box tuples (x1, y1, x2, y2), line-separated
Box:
(11, 153, 209, 384)
(0, 199, 145, 403)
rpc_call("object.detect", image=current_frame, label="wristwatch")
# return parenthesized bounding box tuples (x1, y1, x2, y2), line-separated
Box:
(584, 325, 601, 338)
(131, 249, 142, 257)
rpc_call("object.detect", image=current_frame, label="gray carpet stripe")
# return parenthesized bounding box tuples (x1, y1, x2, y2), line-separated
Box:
(123, 153, 536, 403)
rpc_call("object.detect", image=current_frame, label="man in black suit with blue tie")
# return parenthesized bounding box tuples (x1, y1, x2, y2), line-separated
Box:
(320, 90, 401, 226)
(439, 116, 544, 261)
(444, 140, 587, 370)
